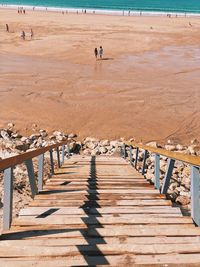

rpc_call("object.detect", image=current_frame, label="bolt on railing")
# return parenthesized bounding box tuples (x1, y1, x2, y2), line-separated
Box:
(0, 141, 71, 230)
(123, 141, 200, 226)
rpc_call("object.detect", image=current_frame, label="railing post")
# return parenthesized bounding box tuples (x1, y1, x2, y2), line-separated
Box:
(57, 147, 61, 168)
(61, 145, 65, 166)
(130, 146, 133, 165)
(191, 165, 200, 226)
(142, 150, 148, 175)
(25, 159, 37, 198)
(154, 153, 160, 189)
(123, 144, 126, 159)
(3, 167, 13, 230)
(38, 154, 44, 192)
(134, 147, 139, 169)
(161, 158, 175, 194)
(49, 149, 54, 175)
(67, 144, 70, 158)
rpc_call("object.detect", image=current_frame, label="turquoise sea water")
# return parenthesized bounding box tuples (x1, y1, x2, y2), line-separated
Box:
(1, 0, 200, 13)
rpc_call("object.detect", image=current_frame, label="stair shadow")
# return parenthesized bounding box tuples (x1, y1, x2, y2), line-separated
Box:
(77, 156, 109, 265)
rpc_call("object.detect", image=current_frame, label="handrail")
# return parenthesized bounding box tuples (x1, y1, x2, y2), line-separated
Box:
(124, 140, 200, 227)
(1, 139, 72, 231)
(125, 141, 200, 167)
(0, 140, 69, 171)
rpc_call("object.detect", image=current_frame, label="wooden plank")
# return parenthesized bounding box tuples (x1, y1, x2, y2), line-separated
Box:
(18, 206, 182, 216)
(35, 193, 166, 200)
(3, 243, 200, 257)
(13, 215, 192, 226)
(28, 199, 172, 207)
(5, 225, 200, 238)
(1, 236, 200, 246)
(2, 254, 200, 266)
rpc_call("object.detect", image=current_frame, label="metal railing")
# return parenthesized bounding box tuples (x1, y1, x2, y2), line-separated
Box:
(123, 141, 200, 226)
(0, 140, 70, 230)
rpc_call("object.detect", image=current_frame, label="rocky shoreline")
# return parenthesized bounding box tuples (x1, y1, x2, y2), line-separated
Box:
(0, 123, 199, 229)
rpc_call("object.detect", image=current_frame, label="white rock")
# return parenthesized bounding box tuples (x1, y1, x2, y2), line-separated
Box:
(176, 144, 184, 151)
(7, 122, 15, 129)
(0, 130, 10, 140)
(146, 141, 157, 148)
(85, 142, 97, 150)
(68, 133, 77, 138)
(164, 145, 176, 151)
(101, 140, 110, 146)
(99, 147, 108, 154)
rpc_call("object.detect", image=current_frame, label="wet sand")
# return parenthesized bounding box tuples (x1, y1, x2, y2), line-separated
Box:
(0, 9, 200, 143)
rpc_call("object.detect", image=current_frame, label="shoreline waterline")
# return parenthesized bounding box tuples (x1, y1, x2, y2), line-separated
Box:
(1, 3, 200, 17)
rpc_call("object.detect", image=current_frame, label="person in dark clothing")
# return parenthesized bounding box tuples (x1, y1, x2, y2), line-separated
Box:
(94, 48, 98, 59)
(6, 24, 9, 32)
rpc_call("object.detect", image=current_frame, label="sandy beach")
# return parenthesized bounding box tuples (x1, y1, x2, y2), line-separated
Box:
(0, 9, 200, 143)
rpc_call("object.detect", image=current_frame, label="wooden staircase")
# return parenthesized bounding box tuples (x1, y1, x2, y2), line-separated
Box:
(1, 155, 200, 266)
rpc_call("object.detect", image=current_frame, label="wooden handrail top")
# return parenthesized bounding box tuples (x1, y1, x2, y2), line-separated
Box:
(0, 140, 69, 171)
(125, 141, 200, 167)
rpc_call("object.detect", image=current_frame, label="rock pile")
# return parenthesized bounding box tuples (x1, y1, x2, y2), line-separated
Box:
(81, 138, 124, 156)
(0, 123, 77, 159)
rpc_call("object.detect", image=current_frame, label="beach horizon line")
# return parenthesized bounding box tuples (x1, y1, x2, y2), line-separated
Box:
(1, 3, 200, 18)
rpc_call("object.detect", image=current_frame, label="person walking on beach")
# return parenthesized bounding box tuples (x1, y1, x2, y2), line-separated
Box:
(21, 30, 25, 40)
(5, 24, 9, 32)
(30, 28, 33, 39)
(99, 46, 103, 59)
(94, 48, 98, 59)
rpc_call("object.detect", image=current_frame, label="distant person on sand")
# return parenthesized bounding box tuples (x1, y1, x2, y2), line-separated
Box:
(21, 30, 25, 40)
(6, 24, 9, 32)
(99, 46, 103, 59)
(30, 28, 33, 39)
(94, 48, 98, 59)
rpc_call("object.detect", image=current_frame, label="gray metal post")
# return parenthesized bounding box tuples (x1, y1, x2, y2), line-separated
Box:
(61, 145, 65, 165)
(67, 144, 70, 158)
(154, 154, 160, 189)
(50, 149, 54, 175)
(161, 158, 175, 194)
(38, 154, 44, 192)
(134, 147, 139, 169)
(123, 144, 126, 159)
(142, 150, 148, 175)
(25, 159, 37, 198)
(57, 147, 61, 168)
(3, 167, 13, 230)
(130, 146, 133, 165)
(191, 166, 200, 226)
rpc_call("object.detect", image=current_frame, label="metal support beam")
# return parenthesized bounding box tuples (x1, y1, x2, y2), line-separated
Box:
(154, 154, 160, 189)
(191, 166, 200, 226)
(67, 144, 70, 158)
(49, 149, 54, 176)
(134, 147, 139, 169)
(130, 146, 133, 166)
(3, 167, 13, 230)
(142, 150, 148, 175)
(56, 147, 61, 168)
(38, 154, 44, 192)
(161, 158, 175, 194)
(25, 159, 37, 197)
(123, 144, 126, 159)
(61, 145, 65, 166)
